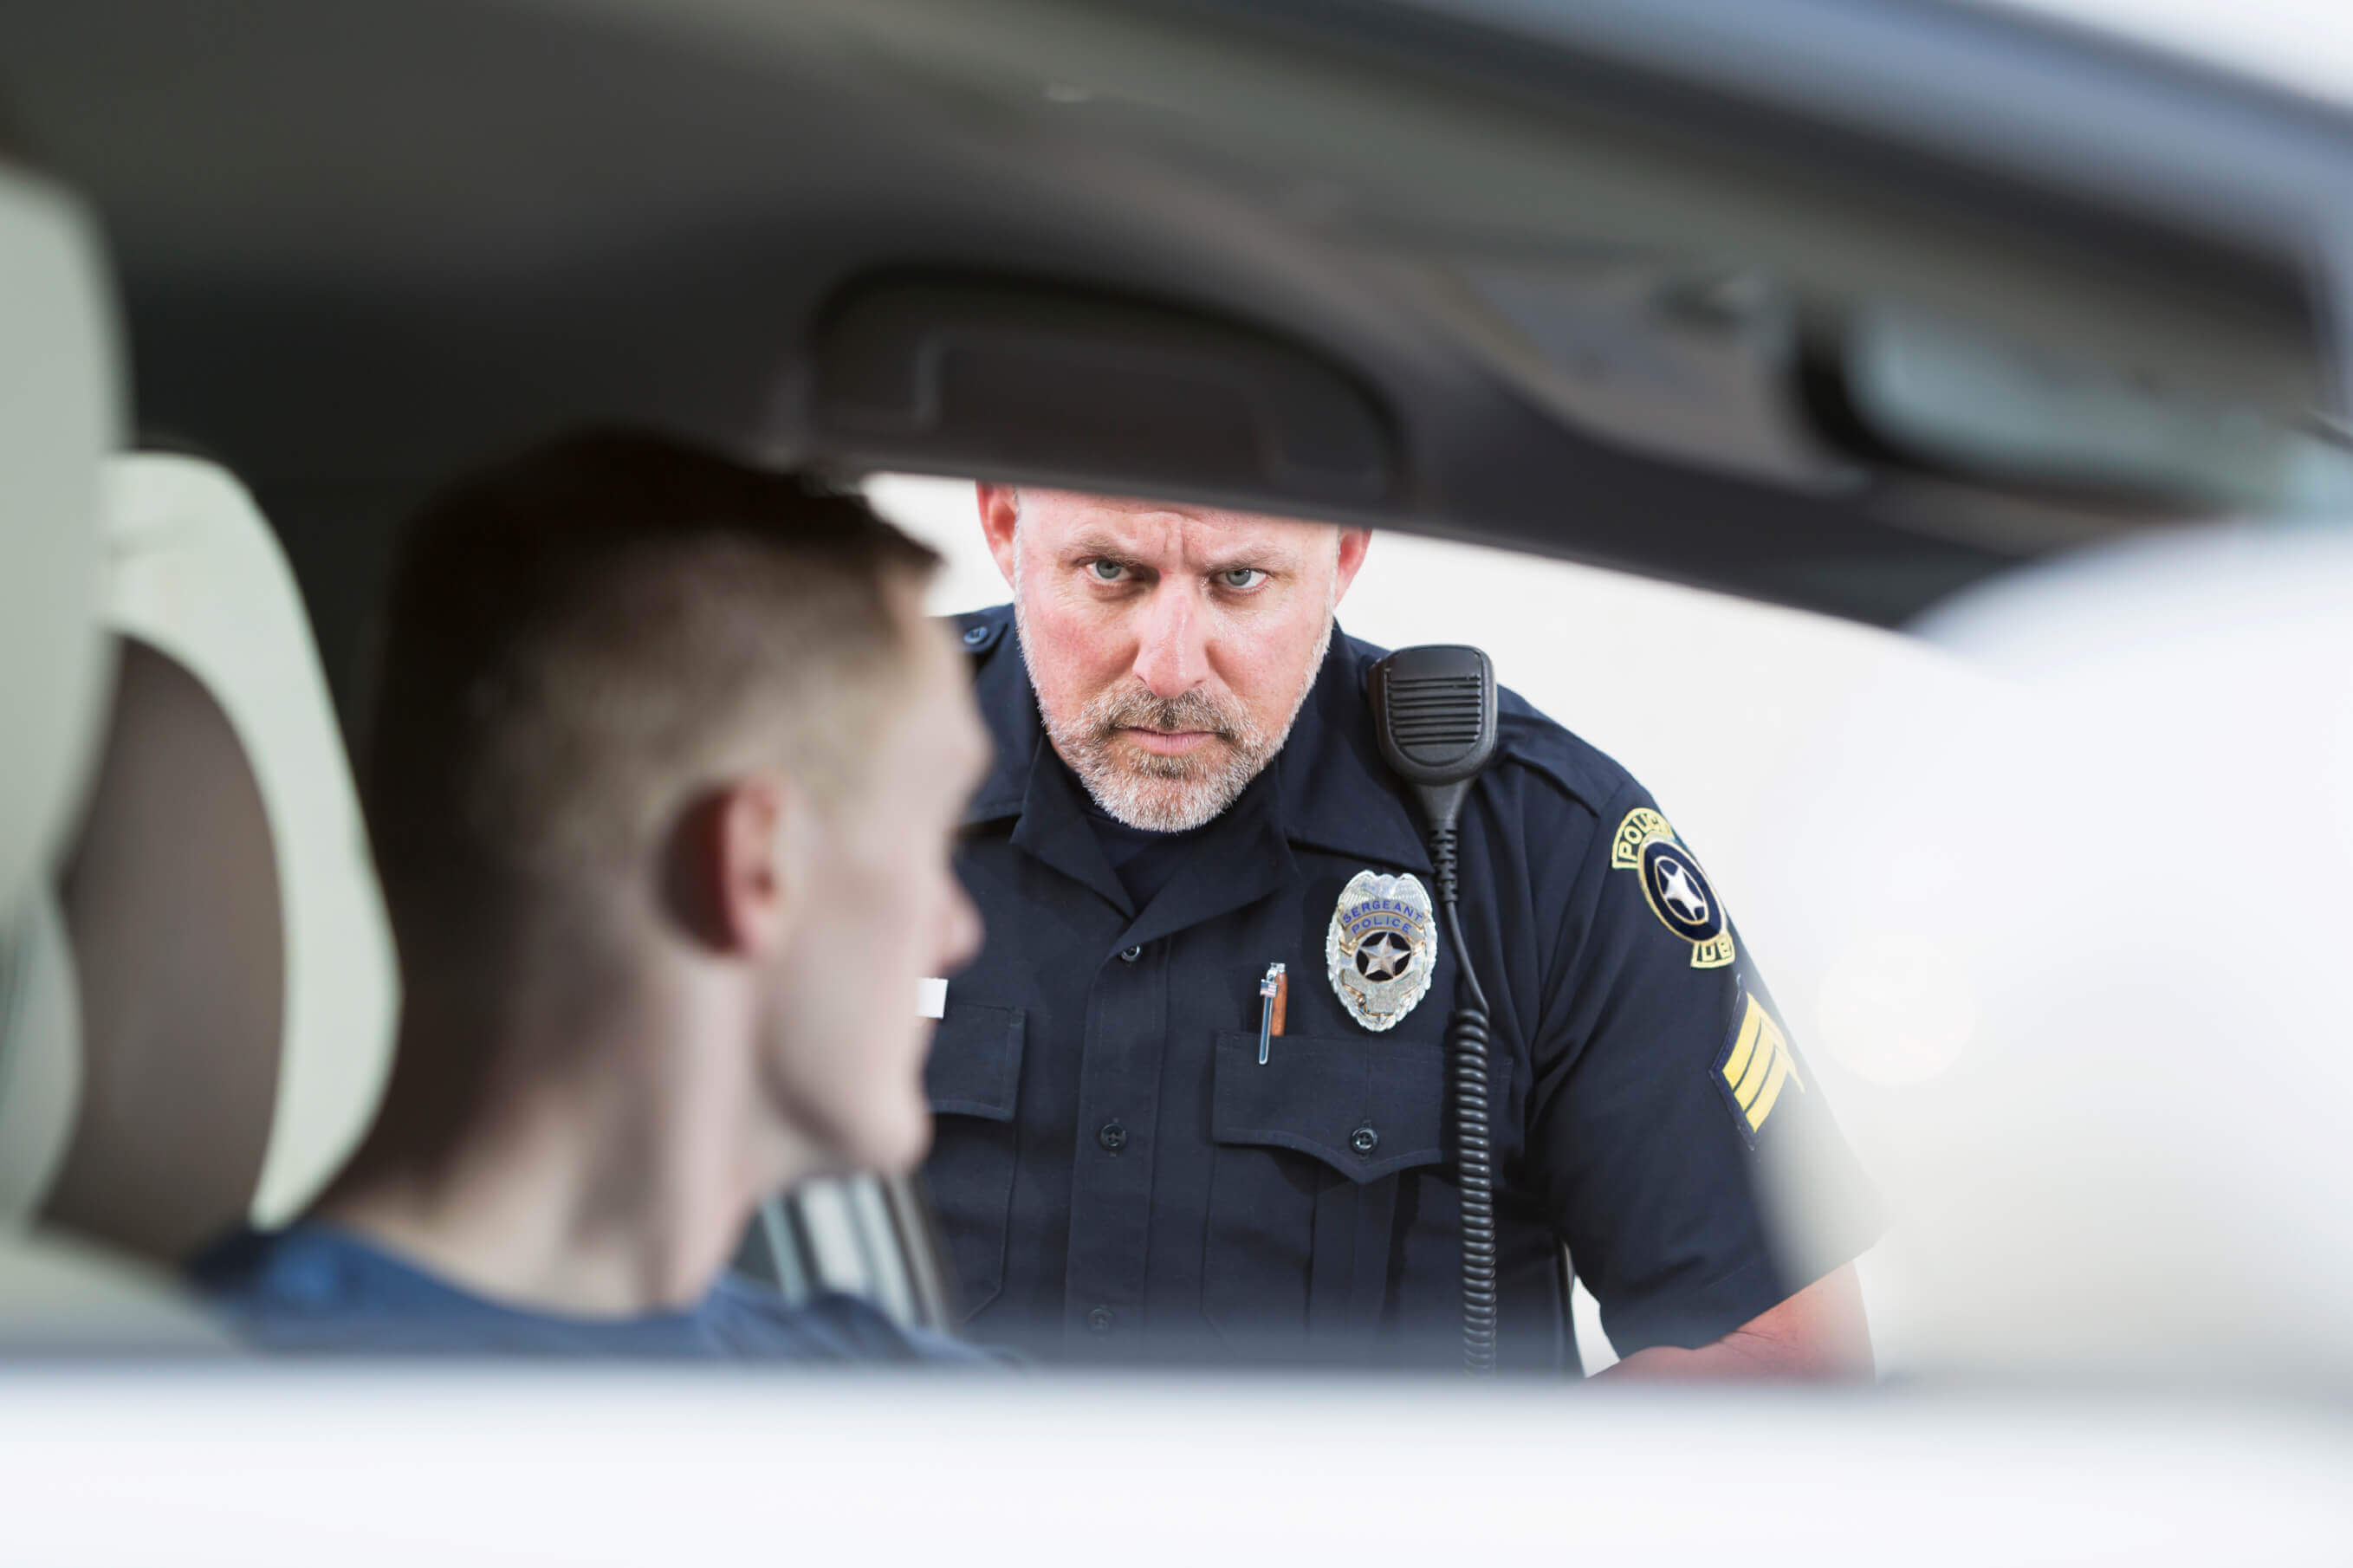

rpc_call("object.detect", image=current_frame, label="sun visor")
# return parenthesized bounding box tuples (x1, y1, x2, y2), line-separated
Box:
(807, 276, 1399, 511)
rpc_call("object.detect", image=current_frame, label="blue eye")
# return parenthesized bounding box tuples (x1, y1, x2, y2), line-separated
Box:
(1089, 560, 1127, 582)
(1218, 567, 1266, 590)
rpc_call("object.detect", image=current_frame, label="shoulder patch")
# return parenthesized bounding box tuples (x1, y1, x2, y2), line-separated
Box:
(1611, 807, 1734, 969)
(1714, 988, 1803, 1147)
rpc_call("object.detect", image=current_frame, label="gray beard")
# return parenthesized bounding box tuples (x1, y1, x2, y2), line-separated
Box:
(1015, 599, 1332, 834)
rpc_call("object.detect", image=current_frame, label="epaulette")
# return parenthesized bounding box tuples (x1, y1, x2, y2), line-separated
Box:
(947, 604, 1011, 662)
(1490, 684, 1641, 820)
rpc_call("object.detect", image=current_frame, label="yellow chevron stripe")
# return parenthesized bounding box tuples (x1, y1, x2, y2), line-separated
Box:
(1721, 994, 1803, 1134)
(1747, 1048, 1792, 1130)
(1733, 1019, 1777, 1107)
(1719, 1006, 1763, 1093)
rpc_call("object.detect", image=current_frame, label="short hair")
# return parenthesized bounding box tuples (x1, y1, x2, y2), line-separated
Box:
(357, 429, 940, 977)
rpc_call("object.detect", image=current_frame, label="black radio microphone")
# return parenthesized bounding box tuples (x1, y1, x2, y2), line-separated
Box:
(1367, 645, 1498, 835)
(1367, 645, 1501, 1374)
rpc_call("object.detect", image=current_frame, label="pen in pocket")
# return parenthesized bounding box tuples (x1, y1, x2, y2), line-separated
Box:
(1256, 962, 1287, 1065)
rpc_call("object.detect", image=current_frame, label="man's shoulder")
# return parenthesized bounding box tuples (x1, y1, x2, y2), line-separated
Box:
(1333, 629, 1645, 824)
(1492, 684, 1646, 822)
(187, 1222, 492, 1351)
(191, 1227, 999, 1364)
(190, 1222, 397, 1309)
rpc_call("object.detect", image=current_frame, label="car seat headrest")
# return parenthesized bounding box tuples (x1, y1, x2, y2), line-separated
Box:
(100, 454, 399, 1228)
(42, 639, 284, 1263)
(0, 159, 120, 919)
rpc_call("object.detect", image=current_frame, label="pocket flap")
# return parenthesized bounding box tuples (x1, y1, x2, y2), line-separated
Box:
(1210, 1032, 1445, 1183)
(925, 1002, 1025, 1121)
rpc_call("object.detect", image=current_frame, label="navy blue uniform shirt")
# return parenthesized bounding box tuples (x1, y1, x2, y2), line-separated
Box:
(926, 607, 1880, 1372)
(192, 1223, 989, 1363)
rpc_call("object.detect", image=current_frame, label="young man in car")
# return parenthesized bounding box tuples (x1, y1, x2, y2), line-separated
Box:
(924, 486, 1881, 1374)
(196, 432, 992, 1360)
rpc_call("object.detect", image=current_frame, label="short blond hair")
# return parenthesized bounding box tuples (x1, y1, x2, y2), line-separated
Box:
(359, 431, 939, 969)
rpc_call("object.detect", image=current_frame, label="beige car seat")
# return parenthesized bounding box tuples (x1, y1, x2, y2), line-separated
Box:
(89, 455, 399, 1233)
(0, 158, 223, 1344)
(41, 636, 288, 1261)
(0, 152, 119, 1235)
(0, 153, 396, 1342)
(36, 458, 400, 1267)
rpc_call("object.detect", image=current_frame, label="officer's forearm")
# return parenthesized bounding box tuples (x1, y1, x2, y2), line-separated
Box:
(1598, 1263, 1874, 1383)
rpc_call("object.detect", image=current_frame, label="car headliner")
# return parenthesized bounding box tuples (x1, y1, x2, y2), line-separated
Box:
(2, 0, 2349, 704)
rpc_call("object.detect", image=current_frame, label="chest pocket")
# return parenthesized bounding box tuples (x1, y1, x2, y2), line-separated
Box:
(921, 1002, 1024, 1320)
(1204, 1030, 1446, 1354)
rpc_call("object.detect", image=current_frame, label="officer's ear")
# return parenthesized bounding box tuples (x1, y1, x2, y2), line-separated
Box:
(1331, 528, 1373, 608)
(976, 483, 1021, 591)
(664, 774, 809, 960)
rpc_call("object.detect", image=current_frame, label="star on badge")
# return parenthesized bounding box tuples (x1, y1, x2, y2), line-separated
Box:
(1357, 930, 1412, 981)
(1326, 870, 1436, 1031)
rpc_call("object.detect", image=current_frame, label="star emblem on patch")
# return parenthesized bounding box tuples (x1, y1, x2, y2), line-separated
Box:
(1655, 855, 1710, 924)
(1326, 870, 1436, 1031)
(1611, 807, 1734, 969)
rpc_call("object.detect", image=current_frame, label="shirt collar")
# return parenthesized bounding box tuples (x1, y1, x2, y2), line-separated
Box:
(962, 610, 1434, 878)
(1271, 628, 1436, 875)
(963, 605, 1040, 829)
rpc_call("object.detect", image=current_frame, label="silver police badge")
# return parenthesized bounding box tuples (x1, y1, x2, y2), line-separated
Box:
(1326, 870, 1437, 1032)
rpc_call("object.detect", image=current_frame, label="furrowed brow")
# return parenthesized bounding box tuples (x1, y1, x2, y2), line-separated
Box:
(1063, 529, 1144, 563)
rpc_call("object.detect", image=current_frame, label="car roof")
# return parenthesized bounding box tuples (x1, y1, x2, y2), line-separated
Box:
(2, 0, 2347, 688)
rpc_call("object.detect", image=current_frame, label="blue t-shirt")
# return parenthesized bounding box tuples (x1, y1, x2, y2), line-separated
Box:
(191, 1222, 990, 1363)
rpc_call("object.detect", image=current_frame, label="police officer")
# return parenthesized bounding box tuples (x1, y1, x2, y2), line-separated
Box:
(924, 485, 1881, 1374)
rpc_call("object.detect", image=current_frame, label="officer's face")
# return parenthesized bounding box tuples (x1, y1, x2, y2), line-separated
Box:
(981, 486, 1371, 832)
(758, 604, 989, 1178)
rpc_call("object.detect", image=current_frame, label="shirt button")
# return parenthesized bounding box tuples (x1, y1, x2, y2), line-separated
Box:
(1118, 944, 1143, 963)
(1097, 1121, 1128, 1154)
(1087, 1306, 1115, 1334)
(1350, 1124, 1379, 1157)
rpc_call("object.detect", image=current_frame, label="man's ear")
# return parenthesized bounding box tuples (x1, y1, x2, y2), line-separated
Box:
(976, 483, 1021, 591)
(667, 775, 801, 958)
(1331, 528, 1373, 608)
